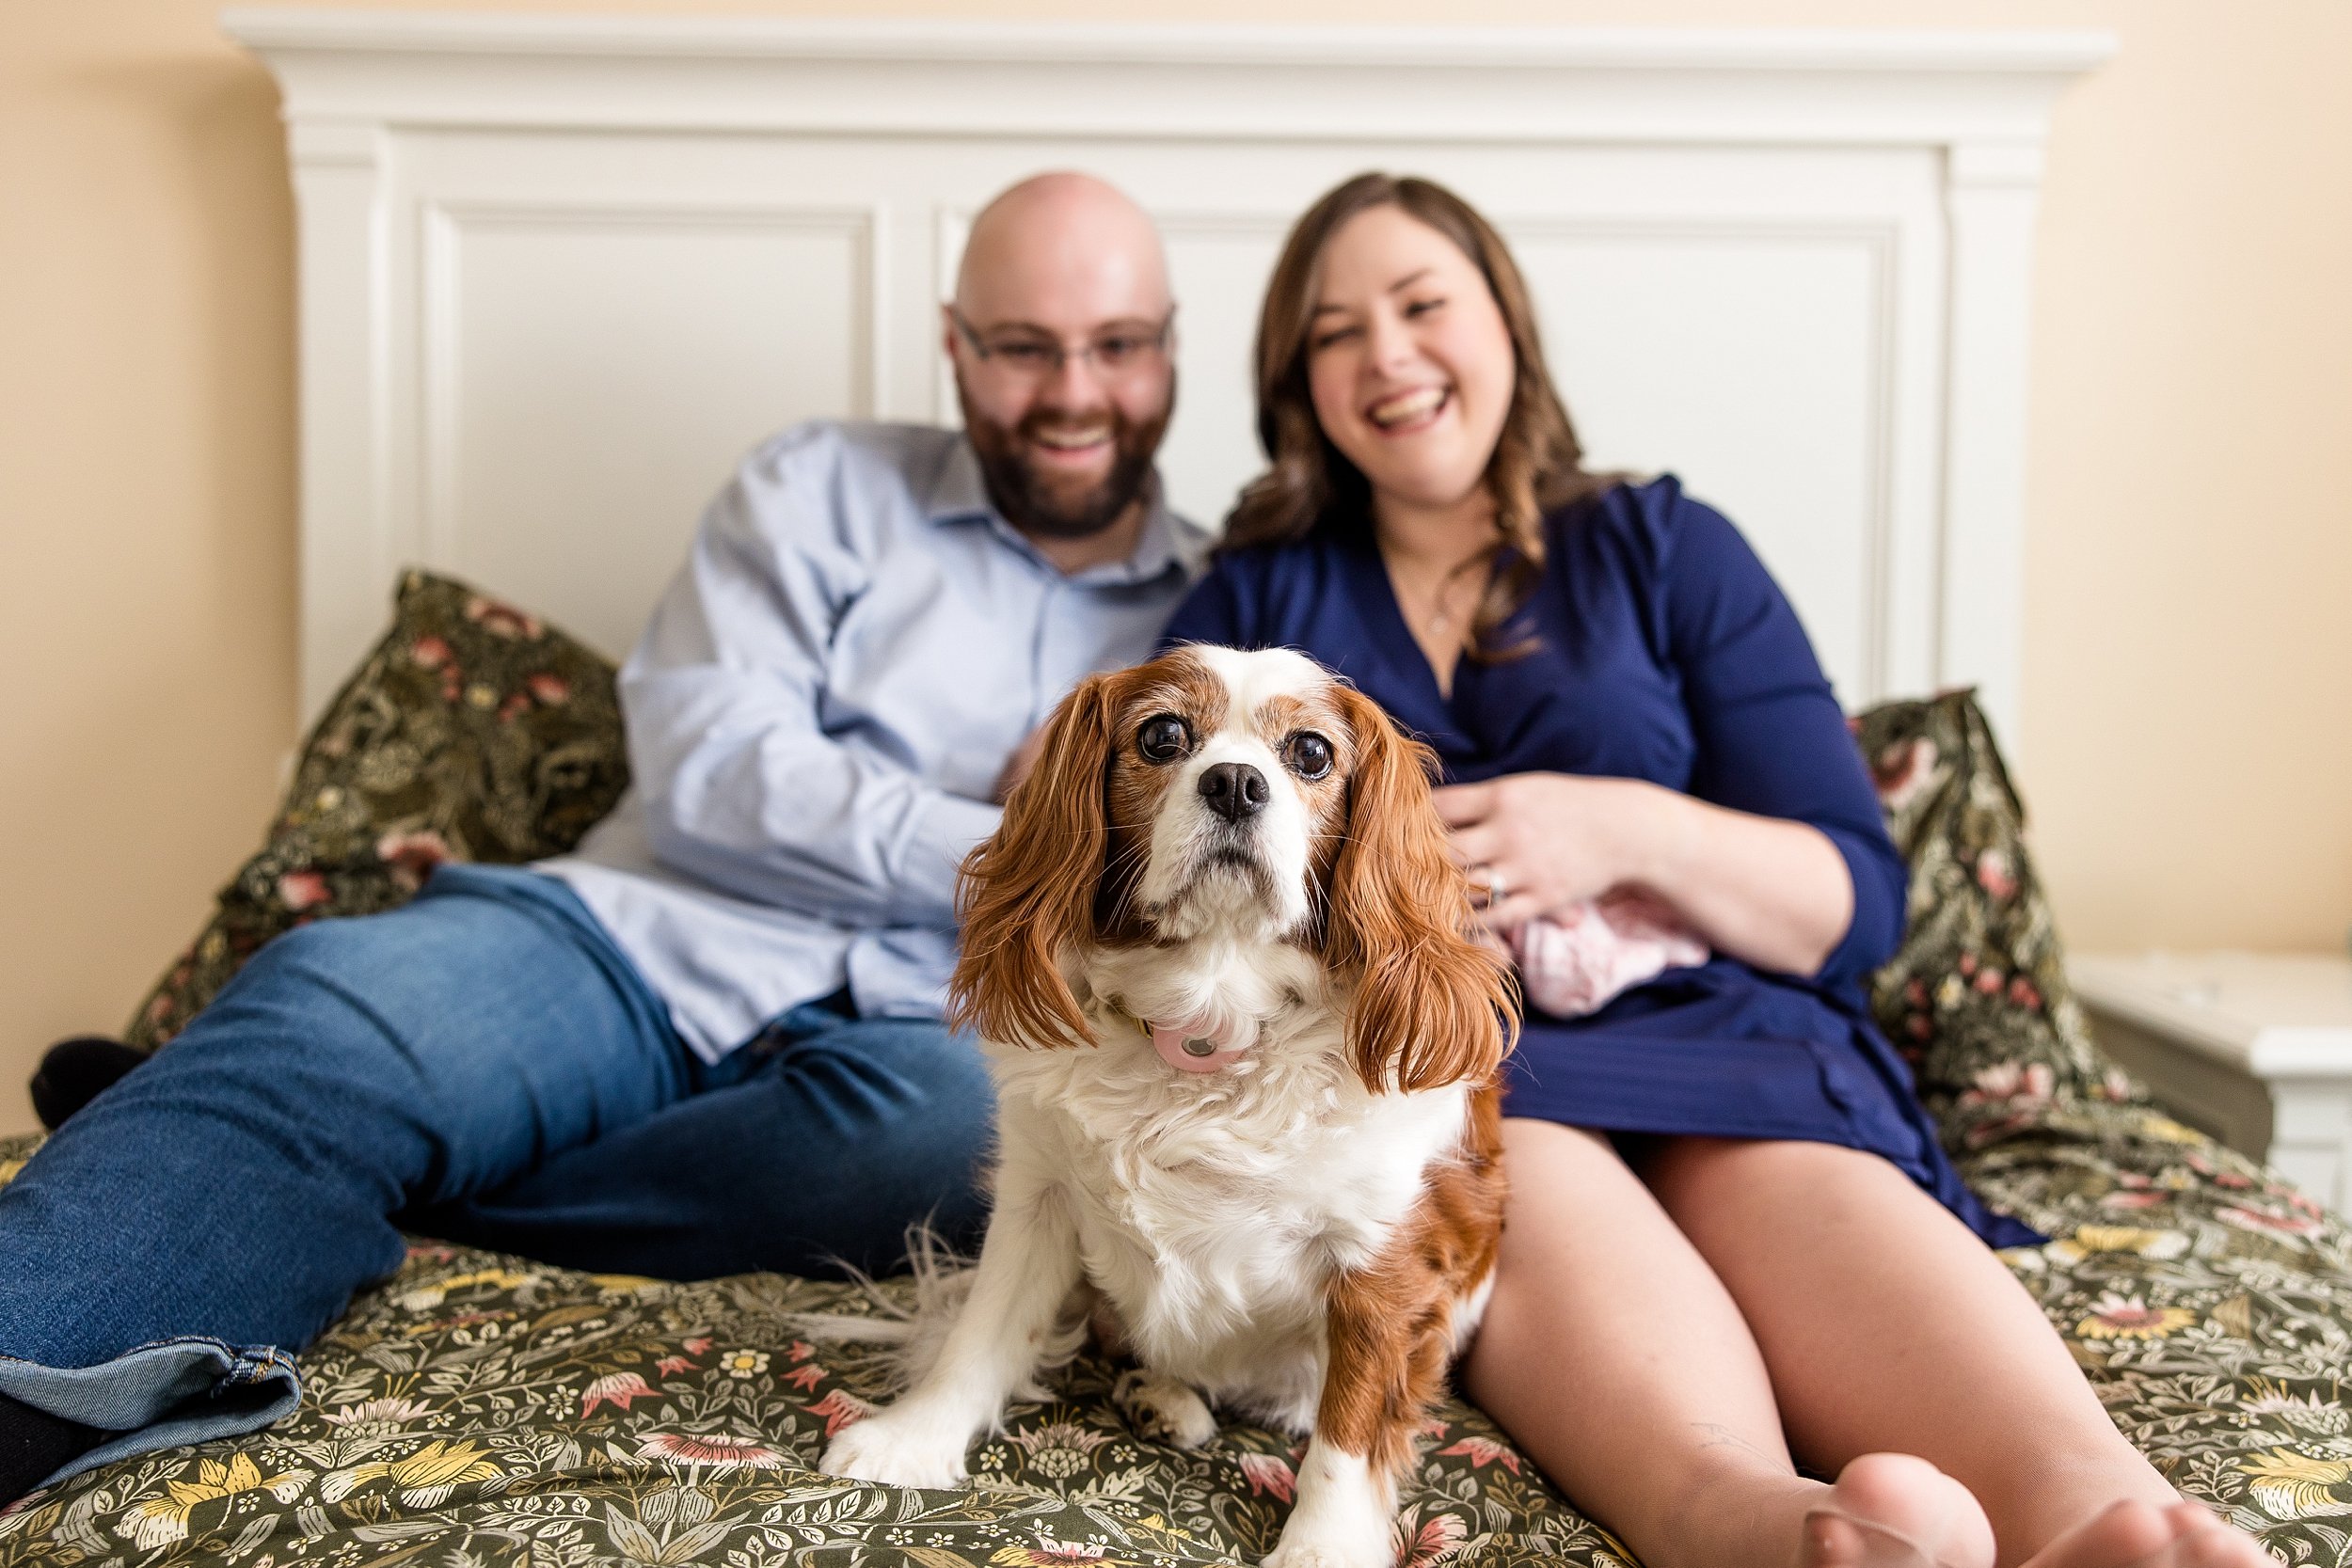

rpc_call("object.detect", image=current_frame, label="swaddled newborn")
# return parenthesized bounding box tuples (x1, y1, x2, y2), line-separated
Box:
(1507, 889, 1708, 1020)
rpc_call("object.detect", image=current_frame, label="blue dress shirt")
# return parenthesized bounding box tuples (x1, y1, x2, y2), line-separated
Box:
(541, 420, 1208, 1061)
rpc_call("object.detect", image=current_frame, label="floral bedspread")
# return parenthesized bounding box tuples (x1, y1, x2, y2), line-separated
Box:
(4, 1101, 2351, 1567)
(9, 578, 2347, 1563)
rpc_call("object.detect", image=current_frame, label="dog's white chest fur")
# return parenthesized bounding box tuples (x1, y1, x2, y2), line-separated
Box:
(988, 944, 1469, 1431)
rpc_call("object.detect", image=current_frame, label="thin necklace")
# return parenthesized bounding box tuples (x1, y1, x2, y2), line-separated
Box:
(1397, 557, 1486, 639)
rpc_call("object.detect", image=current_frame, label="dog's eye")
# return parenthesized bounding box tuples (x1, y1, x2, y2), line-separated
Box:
(1136, 715, 1191, 764)
(1283, 731, 1334, 780)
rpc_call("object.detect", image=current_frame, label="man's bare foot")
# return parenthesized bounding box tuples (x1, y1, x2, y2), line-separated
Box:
(2017, 1499, 2275, 1568)
(1799, 1453, 1995, 1568)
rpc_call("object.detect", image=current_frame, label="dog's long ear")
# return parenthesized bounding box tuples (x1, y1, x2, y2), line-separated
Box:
(948, 672, 1125, 1049)
(1323, 687, 1518, 1093)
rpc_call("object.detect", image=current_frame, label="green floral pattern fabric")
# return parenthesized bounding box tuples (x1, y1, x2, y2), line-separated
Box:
(34, 626, 2344, 1564)
(123, 571, 630, 1052)
(1852, 693, 2122, 1120)
(4, 1107, 2349, 1565)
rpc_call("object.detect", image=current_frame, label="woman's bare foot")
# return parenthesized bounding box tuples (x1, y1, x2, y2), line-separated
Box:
(1800, 1465, 2273, 1568)
(1799, 1453, 1995, 1568)
(2017, 1499, 2274, 1568)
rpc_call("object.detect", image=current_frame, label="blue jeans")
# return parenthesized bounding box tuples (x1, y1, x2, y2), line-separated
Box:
(0, 864, 994, 1483)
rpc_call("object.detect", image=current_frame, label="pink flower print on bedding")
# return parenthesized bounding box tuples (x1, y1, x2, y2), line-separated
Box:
(1508, 888, 1709, 1019)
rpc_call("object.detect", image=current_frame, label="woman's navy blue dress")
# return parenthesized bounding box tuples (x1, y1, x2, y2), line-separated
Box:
(1161, 476, 2035, 1248)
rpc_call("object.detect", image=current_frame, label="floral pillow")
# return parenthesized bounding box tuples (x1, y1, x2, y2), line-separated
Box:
(1853, 689, 2132, 1132)
(122, 571, 631, 1050)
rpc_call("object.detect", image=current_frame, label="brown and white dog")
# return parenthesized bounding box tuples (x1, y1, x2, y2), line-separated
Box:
(819, 644, 1516, 1568)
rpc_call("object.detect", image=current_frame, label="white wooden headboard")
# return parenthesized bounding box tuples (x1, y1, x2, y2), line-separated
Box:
(226, 11, 2109, 751)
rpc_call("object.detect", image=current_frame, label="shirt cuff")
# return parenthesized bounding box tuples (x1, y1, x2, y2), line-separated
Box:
(892, 791, 1004, 926)
(1814, 824, 1907, 986)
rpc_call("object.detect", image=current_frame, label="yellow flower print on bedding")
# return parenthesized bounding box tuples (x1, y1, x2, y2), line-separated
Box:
(2239, 1448, 2352, 1520)
(2045, 1226, 2191, 1265)
(718, 1349, 771, 1379)
(319, 1438, 502, 1508)
(117, 1453, 311, 1549)
(2075, 1291, 2198, 1340)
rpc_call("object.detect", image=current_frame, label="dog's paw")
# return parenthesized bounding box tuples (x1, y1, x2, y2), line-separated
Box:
(1262, 1445, 1399, 1568)
(1112, 1367, 1218, 1449)
(1261, 1539, 1393, 1568)
(818, 1408, 974, 1488)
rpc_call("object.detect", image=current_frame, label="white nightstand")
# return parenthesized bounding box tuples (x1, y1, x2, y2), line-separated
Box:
(2070, 952, 2352, 1206)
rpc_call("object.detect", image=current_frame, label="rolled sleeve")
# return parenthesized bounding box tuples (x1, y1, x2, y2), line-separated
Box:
(894, 790, 1005, 924)
(1812, 822, 1910, 986)
(1654, 482, 1909, 985)
(626, 435, 1005, 931)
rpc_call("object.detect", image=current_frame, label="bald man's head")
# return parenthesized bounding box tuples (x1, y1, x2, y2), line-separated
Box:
(947, 172, 1176, 550)
(956, 173, 1170, 321)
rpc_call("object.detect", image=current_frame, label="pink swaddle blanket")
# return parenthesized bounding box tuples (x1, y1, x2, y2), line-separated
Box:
(1507, 889, 1709, 1019)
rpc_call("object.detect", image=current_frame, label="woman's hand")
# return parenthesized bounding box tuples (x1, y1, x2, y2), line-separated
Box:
(1433, 773, 1678, 933)
(1434, 771, 1856, 978)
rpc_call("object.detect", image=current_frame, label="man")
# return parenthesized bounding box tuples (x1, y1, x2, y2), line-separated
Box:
(0, 172, 1205, 1501)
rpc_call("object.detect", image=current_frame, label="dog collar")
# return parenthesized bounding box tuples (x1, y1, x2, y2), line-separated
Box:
(1108, 1003, 1248, 1074)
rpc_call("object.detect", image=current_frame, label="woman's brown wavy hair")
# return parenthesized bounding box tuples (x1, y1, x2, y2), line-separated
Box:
(1225, 173, 1614, 657)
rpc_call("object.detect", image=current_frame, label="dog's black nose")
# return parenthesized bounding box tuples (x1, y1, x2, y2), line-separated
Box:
(1198, 761, 1269, 822)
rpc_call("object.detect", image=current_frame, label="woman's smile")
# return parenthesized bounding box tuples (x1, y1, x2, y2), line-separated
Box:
(1365, 385, 1451, 433)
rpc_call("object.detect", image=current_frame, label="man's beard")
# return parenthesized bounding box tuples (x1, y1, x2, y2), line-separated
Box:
(958, 377, 1173, 542)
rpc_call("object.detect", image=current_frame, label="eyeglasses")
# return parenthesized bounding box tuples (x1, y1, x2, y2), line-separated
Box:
(950, 307, 1175, 386)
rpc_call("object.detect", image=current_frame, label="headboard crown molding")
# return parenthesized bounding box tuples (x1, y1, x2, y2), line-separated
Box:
(230, 10, 2110, 753)
(226, 11, 2109, 144)
(222, 10, 2111, 71)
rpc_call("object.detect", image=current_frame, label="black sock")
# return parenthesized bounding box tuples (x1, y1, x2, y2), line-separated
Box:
(27, 1037, 148, 1132)
(0, 1392, 103, 1505)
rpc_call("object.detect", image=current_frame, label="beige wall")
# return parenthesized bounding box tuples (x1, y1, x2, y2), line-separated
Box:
(3, 1, 2347, 1135)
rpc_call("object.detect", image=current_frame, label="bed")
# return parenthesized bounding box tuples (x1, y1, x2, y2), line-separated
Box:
(7, 572, 2352, 1563)
(13, 13, 2345, 1565)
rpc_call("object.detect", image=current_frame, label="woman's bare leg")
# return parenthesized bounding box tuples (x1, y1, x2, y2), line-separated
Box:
(1639, 1135, 2269, 1568)
(1459, 1119, 1994, 1568)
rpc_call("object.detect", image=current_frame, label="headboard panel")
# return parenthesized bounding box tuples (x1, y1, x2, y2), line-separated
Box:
(227, 12, 2109, 751)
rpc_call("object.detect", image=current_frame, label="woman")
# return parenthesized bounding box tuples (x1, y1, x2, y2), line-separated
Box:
(1163, 174, 2264, 1568)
